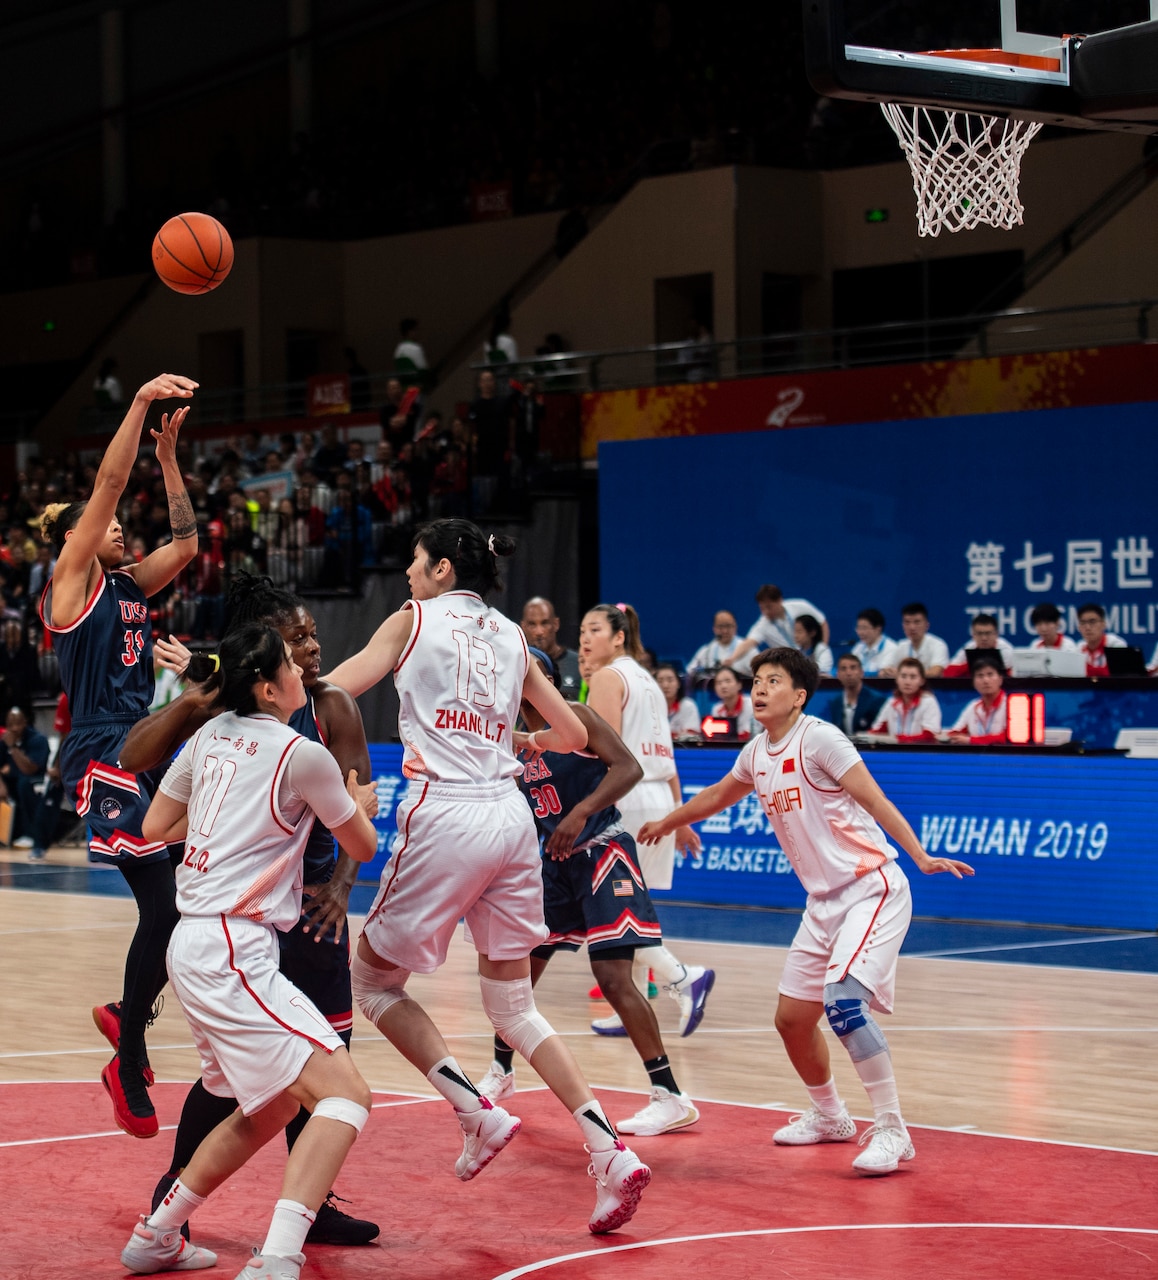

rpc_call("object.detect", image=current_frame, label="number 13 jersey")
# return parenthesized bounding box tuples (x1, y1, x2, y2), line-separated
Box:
(393, 592, 529, 784)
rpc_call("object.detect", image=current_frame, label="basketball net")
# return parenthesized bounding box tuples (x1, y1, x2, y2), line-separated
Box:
(881, 103, 1043, 236)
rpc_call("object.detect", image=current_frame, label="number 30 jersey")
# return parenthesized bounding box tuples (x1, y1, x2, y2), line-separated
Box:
(39, 570, 155, 722)
(393, 592, 530, 785)
(159, 711, 356, 930)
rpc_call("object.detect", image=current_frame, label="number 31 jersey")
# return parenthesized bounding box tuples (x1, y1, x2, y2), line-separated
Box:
(394, 592, 529, 785)
(39, 570, 155, 722)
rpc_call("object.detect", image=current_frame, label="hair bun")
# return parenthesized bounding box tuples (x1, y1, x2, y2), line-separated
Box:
(490, 533, 517, 558)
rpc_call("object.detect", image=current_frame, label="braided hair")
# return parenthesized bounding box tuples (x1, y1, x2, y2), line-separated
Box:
(223, 573, 305, 635)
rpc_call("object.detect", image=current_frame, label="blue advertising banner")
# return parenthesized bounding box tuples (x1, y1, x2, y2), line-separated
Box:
(361, 744, 1158, 932)
(599, 402, 1158, 667)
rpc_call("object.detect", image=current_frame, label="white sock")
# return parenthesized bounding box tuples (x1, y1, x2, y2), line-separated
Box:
(805, 1077, 845, 1118)
(426, 1055, 484, 1114)
(646, 945, 687, 989)
(854, 1051, 902, 1125)
(261, 1199, 315, 1259)
(573, 1098, 619, 1152)
(147, 1178, 206, 1232)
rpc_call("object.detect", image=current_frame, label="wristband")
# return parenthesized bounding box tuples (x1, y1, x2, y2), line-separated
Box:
(526, 731, 542, 751)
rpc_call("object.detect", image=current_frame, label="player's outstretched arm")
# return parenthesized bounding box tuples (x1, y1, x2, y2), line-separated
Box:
(51, 374, 197, 626)
(839, 761, 975, 879)
(322, 609, 415, 696)
(329, 769, 378, 862)
(118, 683, 219, 773)
(142, 789, 189, 846)
(543, 703, 642, 859)
(132, 405, 199, 595)
(521, 661, 587, 755)
(638, 773, 752, 845)
(302, 682, 374, 943)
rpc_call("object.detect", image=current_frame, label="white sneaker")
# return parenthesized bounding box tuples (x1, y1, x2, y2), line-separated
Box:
(236, 1249, 306, 1280)
(851, 1114, 915, 1175)
(616, 1086, 699, 1136)
(477, 1061, 515, 1104)
(666, 966, 716, 1036)
(121, 1215, 217, 1273)
(591, 1012, 627, 1036)
(587, 1141, 651, 1234)
(455, 1101, 521, 1180)
(13, 836, 34, 849)
(773, 1105, 857, 1145)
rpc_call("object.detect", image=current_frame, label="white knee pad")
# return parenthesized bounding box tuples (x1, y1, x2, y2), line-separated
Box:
(351, 953, 411, 1028)
(313, 1096, 369, 1135)
(478, 976, 554, 1062)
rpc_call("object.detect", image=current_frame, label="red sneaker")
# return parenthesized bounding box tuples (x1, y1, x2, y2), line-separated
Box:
(588, 985, 604, 1000)
(102, 1055, 158, 1139)
(92, 1001, 122, 1051)
(92, 1002, 155, 1083)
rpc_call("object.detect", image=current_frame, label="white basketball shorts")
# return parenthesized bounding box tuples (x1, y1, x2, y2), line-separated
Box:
(778, 859, 912, 1013)
(361, 779, 548, 973)
(167, 914, 343, 1115)
(617, 778, 677, 891)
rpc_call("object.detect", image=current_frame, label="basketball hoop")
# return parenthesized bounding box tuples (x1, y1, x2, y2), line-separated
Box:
(881, 103, 1042, 236)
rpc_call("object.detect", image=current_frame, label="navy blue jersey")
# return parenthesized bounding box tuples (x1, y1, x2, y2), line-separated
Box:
(519, 749, 621, 848)
(290, 687, 338, 882)
(40, 570, 154, 726)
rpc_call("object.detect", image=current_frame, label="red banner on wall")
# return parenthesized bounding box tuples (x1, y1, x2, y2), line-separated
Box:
(307, 373, 350, 417)
(580, 344, 1158, 457)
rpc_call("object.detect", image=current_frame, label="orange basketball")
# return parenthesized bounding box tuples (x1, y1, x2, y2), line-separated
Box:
(152, 212, 234, 294)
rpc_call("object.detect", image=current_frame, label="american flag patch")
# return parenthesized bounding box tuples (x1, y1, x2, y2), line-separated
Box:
(612, 879, 634, 897)
(783, 758, 796, 773)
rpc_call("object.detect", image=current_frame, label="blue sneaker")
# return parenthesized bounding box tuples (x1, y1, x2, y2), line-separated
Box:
(671, 966, 715, 1036)
(591, 1013, 628, 1036)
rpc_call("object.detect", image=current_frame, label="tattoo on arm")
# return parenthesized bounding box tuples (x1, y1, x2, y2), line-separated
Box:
(168, 487, 198, 541)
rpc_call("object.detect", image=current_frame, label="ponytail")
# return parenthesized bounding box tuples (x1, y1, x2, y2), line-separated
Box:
(589, 601, 645, 662)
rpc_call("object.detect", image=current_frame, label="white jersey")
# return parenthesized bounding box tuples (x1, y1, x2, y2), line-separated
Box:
(668, 697, 702, 737)
(160, 711, 356, 931)
(951, 693, 1008, 740)
(1079, 633, 1127, 673)
(394, 591, 529, 784)
(1030, 634, 1078, 651)
(871, 692, 942, 738)
(731, 715, 895, 896)
(851, 635, 894, 675)
(882, 633, 950, 672)
(606, 656, 676, 783)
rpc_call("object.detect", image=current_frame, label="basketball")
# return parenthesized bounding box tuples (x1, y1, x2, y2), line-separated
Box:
(151, 212, 234, 294)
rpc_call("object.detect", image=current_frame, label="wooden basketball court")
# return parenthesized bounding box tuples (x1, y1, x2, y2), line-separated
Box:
(2, 846, 1156, 1277)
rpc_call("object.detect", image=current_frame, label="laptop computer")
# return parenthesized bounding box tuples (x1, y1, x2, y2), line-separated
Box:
(1009, 648, 1087, 678)
(1105, 646, 1148, 676)
(1013, 650, 1085, 680)
(965, 648, 1006, 675)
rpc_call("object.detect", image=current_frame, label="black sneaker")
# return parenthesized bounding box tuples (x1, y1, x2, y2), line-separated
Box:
(305, 1192, 380, 1245)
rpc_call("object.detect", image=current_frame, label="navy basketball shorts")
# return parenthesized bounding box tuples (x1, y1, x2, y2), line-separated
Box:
(533, 832, 663, 958)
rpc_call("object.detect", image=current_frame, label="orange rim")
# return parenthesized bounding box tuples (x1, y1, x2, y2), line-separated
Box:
(925, 47, 1062, 73)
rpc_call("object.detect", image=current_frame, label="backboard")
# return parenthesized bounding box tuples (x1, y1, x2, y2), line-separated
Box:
(804, 0, 1158, 134)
